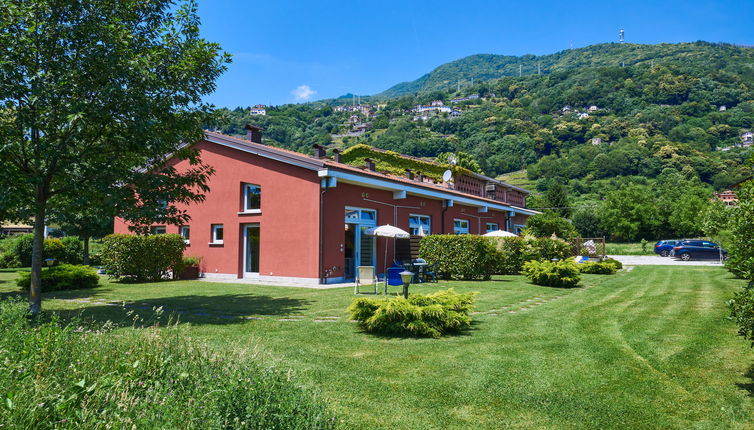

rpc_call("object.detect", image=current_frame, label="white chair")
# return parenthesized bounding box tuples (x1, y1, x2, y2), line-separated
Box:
(355, 266, 378, 294)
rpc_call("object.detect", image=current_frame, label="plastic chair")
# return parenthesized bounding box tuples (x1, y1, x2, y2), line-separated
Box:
(355, 266, 377, 294)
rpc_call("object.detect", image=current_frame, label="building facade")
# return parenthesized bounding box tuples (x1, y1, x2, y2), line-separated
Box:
(114, 128, 536, 285)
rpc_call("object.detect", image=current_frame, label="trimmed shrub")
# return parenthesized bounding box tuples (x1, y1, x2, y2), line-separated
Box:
(0, 252, 20, 269)
(0, 298, 338, 429)
(101, 234, 185, 282)
(490, 236, 527, 275)
(348, 289, 476, 338)
(602, 258, 623, 270)
(577, 261, 618, 275)
(419, 235, 499, 280)
(522, 260, 581, 288)
(16, 264, 99, 291)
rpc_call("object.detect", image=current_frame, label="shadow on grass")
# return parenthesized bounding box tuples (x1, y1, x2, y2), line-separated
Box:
(50, 293, 313, 327)
(350, 319, 483, 340)
(737, 364, 754, 397)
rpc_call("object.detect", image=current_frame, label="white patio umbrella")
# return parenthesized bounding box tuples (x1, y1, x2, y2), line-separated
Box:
(483, 229, 518, 237)
(365, 224, 410, 279)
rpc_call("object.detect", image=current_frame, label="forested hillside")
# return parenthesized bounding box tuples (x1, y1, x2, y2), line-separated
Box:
(210, 41, 754, 241)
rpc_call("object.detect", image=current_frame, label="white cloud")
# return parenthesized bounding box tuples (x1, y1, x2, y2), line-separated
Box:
(292, 84, 316, 102)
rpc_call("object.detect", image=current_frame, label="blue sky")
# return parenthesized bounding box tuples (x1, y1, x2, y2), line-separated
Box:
(198, 0, 754, 108)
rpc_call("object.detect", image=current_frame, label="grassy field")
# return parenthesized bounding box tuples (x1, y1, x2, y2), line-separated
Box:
(1, 267, 752, 429)
(605, 242, 655, 255)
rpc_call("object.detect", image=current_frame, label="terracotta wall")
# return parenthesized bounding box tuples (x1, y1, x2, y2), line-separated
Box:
(114, 140, 321, 279)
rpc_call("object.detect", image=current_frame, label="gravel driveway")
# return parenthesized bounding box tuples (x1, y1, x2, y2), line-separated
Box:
(607, 255, 724, 266)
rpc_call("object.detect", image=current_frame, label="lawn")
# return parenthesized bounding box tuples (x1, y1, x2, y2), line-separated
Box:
(1, 267, 753, 429)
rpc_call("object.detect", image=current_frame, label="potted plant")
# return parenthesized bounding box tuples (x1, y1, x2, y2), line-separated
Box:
(174, 256, 202, 280)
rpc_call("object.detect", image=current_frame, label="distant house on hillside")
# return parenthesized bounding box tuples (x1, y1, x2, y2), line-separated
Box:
(741, 131, 753, 146)
(591, 137, 602, 145)
(578, 112, 590, 119)
(588, 105, 599, 112)
(714, 190, 738, 206)
(450, 109, 462, 118)
(250, 105, 266, 116)
(250, 104, 266, 116)
(430, 100, 444, 107)
(561, 105, 571, 112)
(719, 105, 727, 111)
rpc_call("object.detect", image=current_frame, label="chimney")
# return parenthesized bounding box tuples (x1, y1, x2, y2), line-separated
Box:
(332, 148, 342, 163)
(312, 144, 326, 159)
(244, 124, 263, 143)
(364, 158, 376, 171)
(417, 171, 424, 182)
(485, 183, 496, 200)
(405, 169, 414, 180)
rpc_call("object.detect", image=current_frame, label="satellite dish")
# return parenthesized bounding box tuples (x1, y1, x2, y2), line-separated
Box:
(442, 170, 453, 182)
(448, 154, 457, 165)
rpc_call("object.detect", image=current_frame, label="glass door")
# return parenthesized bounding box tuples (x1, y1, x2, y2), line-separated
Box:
(344, 208, 376, 280)
(244, 224, 260, 275)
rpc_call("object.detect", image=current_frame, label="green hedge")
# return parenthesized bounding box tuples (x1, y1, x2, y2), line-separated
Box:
(0, 234, 83, 268)
(16, 264, 99, 291)
(489, 236, 573, 275)
(522, 260, 581, 288)
(101, 234, 185, 282)
(348, 289, 476, 338)
(419, 235, 499, 280)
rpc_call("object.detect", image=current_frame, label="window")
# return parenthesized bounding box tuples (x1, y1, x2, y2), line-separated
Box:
(243, 184, 261, 212)
(211, 224, 224, 244)
(180, 226, 190, 244)
(486, 223, 498, 233)
(514, 224, 525, 235)
(150, 226, 166, 235)
(453, 219, 469, 235)
(409, 214, 431, 235)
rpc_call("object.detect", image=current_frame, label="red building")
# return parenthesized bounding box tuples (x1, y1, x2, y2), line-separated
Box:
(114, 127, 537, 285)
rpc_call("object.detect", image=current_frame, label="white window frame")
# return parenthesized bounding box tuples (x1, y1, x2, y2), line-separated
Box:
(241, 183, 262, 214)
(211, 224, 224, 245)
(179, 226, 190, 244)
(453, 219, 469, 235)
(486, 223, 499, 233)
(151, 226, 166, 235)
(409, 214, 431, 235)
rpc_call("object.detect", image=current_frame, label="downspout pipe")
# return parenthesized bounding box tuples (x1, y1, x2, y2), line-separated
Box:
(319, 179, 329, 284)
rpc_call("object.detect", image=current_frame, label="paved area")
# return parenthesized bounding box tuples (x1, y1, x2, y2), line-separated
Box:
(199, 277, 356, 289)
(608, 255, 724, 266)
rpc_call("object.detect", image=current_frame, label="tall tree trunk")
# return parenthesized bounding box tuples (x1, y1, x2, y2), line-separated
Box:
(29, 198, 47, 316)
(83, 235, 90, 266)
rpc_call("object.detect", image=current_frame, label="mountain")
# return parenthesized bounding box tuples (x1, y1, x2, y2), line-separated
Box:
(377, 42, 754, 98)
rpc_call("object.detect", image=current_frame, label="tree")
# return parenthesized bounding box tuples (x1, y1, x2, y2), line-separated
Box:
(0, 0, 230, 314)
(572, 207, 607, 238)
(726, 181, 754, 281)
(525, 213, 577, 239)
(600, 185, 663, 242)
(543, 182, 571, 218)
(436, 151, 483, 174)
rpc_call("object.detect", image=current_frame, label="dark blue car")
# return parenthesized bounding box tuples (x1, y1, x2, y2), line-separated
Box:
(654, 240, 682, 257)
(670, 240, 728, 261)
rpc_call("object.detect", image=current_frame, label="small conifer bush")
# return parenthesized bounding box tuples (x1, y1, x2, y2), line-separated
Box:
(348, 289, 477, 338)
(522, 260, 581, 288)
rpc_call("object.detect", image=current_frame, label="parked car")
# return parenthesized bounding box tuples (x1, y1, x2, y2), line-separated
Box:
(654, 240, 682, 257)
(670, 240, 728, 261)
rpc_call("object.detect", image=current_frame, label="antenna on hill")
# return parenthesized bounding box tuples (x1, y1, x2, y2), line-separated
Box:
(457, 79, 461, 92)
(537, 62, 541, 75)
(569, 40, 573, 50)
(619, 28, 625, 44)
(519, 64, 522, 77)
